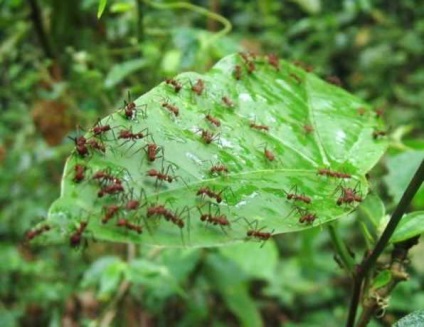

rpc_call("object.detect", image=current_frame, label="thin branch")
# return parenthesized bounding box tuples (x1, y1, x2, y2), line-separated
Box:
(144, 0, 232, 48)
(346, 159, 424, 327)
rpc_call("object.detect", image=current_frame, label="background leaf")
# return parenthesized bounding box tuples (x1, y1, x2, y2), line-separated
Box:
(97, 0, 107, 19)
(384, 151, 424, 209)
(390, 211, 424, 243)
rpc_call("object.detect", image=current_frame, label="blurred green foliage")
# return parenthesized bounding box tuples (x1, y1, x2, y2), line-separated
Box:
(0, 0, 423, 326)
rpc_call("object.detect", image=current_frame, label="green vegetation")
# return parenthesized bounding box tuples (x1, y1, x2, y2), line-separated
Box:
(1, 1, 423, 326)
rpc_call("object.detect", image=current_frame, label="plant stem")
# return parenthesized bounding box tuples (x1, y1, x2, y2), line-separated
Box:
(328, 224, 355, 273)
(144, 0, 232, 48)
(346, 159, 424, 327)
(136, 0, 145, 49)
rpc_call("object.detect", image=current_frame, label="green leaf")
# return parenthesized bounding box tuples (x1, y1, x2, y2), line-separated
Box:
(110, 2, 133, 14)
(219, 241, 278, 281)
(384, 151, 424, 208)
(104, 59, 148, 89)
(394, 310, 424, 327)
(359, 193, 386, 229)
(205, 253, 262, 327)
(97, 0, 107, 19)
(390, 211, 424, 243)
(127, 259, 185, 298)
(292, 0, 321, 15)
(81, 256, 126, 300)
(36, 53, 387, 248)
(371, 269, 392, 290)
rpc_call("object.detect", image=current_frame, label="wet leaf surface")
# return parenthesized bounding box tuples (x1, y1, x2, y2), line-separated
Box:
(31, 53, 387, 247)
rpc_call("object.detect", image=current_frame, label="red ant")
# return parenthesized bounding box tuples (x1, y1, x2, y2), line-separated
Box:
(372, 130, 387, 139)
(73, 164, 86, 183)
(26, 225, 51, 241)
(144, 143, 162, 162)
(162, 102, 179, 117)
(118, 128, 147, 141)
(303, 124, 314, 134)
(290, 206, 317, 225)
(357, 107, 367, 116)
(198, 129, 219, 144)
(267, 53, 280, 71)
(69, 134, 89, 157)
(233, 65, 242, 80)
(289, 72, 302, 84)
(200, 212, 230, 226)
(209, 215, 230, 226)
(101, 204, 120, 224)
(239, 52, 256, 74)
(375, 108, 384, 118)
(165, 78, 182, 93)
(163, 208, 186, 228)
(124, 101, 136, 119)
(205, 114, 221, 127)
(118, 128, 148, 153)
(196, 186, 224, 203)
(247, 61, 256, 74)
(123, 188, 147, 212)
(264, 147, 276, 162)
(147, 204, 169, 218)
(317, 168, 351, 179)
(147, 165, 176, 185)
(191, 79, 205, 96)
(239, 52, 252, 62)
(116, 218, 142, 234)
(98, 183, 125, 198)
(199, 205, 230, 227)
(91, 120, 112, 137)
(70, 221, 88, 248)
(210, 164, 228, 175)
(147, 204, 185, 228)
(198, 203, 230, 226)
(222, 96, 234, 108)
(86, 138, 106, 153)
(244, 219, 274, 245)
(125, 199, 140, 211)
(326, 75, 342, 87)
(247, 228, 273, 241)
(122, 91, 147, 120)
(336, 185, 362, 206)
(299, 211, 317, 224)
(92, 170, 122, 185)
(284, 186, 312, 204)
(292, 60, 314, 72)
(250, 122, 269, 132)
(317, 168, 333, 177)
